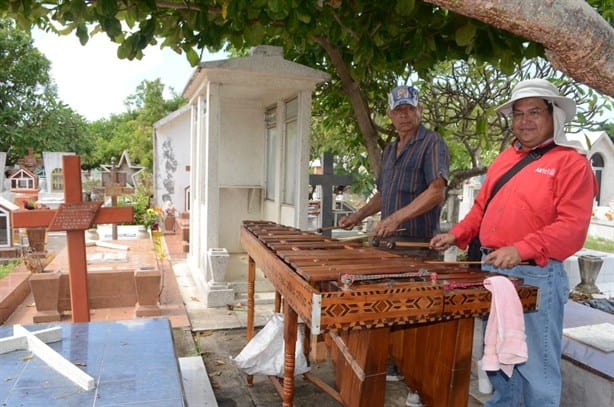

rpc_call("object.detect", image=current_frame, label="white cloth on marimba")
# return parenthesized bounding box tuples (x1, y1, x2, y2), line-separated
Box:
(480, 276, 528, 377)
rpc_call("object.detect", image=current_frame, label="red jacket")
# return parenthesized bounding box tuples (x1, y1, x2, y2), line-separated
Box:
(451, 142, 597, 266)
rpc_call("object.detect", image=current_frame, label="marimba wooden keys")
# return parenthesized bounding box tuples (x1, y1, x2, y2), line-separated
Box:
(267, 241, 364, 250)
(240, 221, 539, 407)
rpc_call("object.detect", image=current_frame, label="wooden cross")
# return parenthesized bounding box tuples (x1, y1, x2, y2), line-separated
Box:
(309, 152, 352, 236)
(94, 157, 134, 240)
(11, 155, 133, 323)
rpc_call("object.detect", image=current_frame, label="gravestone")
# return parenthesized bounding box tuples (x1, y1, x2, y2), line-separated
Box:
(102, 150, 144, 188)
(96, 156, 134, 240)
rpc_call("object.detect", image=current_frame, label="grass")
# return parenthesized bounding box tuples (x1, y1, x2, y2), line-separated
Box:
(0, 260, 20, 280)
(584, 236, 614, 253)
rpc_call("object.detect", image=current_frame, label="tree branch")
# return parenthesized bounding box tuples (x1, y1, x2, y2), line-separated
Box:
(423, 0, 614, 96)
(314, 35, 383, 176)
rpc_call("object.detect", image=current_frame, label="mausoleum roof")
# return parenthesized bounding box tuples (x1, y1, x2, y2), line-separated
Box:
(182, 45, 329, 100)
(564, 130, 614, 154)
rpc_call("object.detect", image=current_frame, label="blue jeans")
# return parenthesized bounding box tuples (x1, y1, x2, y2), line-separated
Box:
(481, 260, 569, 407)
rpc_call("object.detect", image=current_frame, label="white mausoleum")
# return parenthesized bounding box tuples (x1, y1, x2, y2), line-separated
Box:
(153, 46, 329, 303)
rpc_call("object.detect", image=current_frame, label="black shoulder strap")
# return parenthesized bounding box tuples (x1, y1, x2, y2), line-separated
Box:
(485, 142, 557, 210)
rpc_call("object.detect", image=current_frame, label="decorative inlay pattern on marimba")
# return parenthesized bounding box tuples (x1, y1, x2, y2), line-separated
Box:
(241, 220, 539, 333)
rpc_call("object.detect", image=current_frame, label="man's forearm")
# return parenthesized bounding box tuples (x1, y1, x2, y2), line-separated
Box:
(353, 193, 381, 222)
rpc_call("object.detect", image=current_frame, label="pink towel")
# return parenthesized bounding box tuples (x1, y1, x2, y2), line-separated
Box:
(480, 276, 528, 377)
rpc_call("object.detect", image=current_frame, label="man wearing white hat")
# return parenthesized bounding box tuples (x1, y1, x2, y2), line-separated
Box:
(430, 78, 598, 406)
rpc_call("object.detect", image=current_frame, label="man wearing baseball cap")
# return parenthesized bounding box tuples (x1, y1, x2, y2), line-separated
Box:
(431, 79, 598, 405)
(339, 85, 449, 406)
(338, 85, 450, 241)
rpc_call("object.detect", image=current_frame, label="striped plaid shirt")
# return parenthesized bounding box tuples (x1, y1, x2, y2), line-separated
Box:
(376, 124, 449, 239)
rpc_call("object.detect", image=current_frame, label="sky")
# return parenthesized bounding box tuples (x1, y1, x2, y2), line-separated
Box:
(32, 29, 227, 121)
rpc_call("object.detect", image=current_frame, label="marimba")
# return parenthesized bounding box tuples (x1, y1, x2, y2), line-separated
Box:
(240, 221, 539, 407)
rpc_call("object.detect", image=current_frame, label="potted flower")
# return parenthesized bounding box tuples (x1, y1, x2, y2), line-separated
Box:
(142, 207, 164, 232)
(163, 201, 176, 233)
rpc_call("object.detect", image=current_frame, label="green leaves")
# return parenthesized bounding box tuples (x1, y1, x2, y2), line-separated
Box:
(244, 21, 265, 44)
(186, 47, 200, 66)
(395, 0, 416, 16)
(95, 0, 118, 17)
(455, 22, 476, 46)
(76, 24, 88, 45)
(100, 16, 122, 39)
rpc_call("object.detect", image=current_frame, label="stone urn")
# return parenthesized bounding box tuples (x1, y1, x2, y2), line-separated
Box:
(205, 248, 234, 307)
(574, 254, 604, 295)
(26, 228, 47, 253)
(164, 214, 176, 233)
(207, 248, 229, 287)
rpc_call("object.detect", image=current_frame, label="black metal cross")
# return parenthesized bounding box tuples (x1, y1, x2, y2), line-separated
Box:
(309, 152, 352, 236)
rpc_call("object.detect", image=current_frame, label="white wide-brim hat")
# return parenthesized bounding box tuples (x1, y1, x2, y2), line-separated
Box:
(496, 78, 576, 123)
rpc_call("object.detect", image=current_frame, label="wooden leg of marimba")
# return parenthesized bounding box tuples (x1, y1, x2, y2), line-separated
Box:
(275, 291, 282, 313)
(282, 301, 298, 407)
(397, 319, 474, 407)
(330, 327, 390, 407)
(246, 256, 256, 386)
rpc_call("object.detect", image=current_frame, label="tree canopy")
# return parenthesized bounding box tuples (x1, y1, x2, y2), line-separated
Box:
(87, 79, 185, 169)
(2, 1, 612, 191)
(2, 0, 548, 173)
(313, 56, 612, 195)
(0, 18, 92, 163)
(2, 17, 183, 172)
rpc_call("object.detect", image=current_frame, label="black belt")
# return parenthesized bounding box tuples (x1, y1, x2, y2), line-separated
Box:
(480, 246, 536, 266)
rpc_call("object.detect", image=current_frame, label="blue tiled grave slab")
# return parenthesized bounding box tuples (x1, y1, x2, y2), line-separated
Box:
(0, 318, 185, 407)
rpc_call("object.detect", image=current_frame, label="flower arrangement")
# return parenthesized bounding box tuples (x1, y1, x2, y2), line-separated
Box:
(141, 207, 164, 231)
(163, 201, 176, 217)
(22, 200, 48, 210)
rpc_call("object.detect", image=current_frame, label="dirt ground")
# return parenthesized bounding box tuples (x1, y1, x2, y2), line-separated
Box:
(194, 328, 446, 407)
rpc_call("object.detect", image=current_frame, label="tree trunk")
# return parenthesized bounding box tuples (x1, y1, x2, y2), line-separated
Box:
(315, 36, 383, 177)
(424, 0, 614, 97)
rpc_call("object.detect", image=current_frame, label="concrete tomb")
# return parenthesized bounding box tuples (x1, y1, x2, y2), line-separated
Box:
(561, 301, 613, 407)
(0, 318, 184, 406)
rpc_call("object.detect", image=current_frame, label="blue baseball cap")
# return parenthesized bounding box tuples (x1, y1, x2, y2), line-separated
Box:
(388, 85, 419, 110)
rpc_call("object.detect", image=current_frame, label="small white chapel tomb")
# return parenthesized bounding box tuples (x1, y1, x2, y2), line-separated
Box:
(153, 45, 329, 305)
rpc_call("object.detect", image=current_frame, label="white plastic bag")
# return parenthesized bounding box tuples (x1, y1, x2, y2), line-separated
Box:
(232, 313, 310, 377)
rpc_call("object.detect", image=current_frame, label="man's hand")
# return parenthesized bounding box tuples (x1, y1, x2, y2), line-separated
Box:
(483, 246, 522, 268)
(372, 216, 402, 238)
(338, 214, 359, 230)
(429, 233, 457, 251)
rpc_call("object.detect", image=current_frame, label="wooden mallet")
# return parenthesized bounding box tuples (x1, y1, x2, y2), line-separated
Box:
(385, 241, 431, 249)
(316, 225, 340, 233)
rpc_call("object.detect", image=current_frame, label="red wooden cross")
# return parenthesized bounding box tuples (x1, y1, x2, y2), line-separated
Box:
(11, 156, 134, 323)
